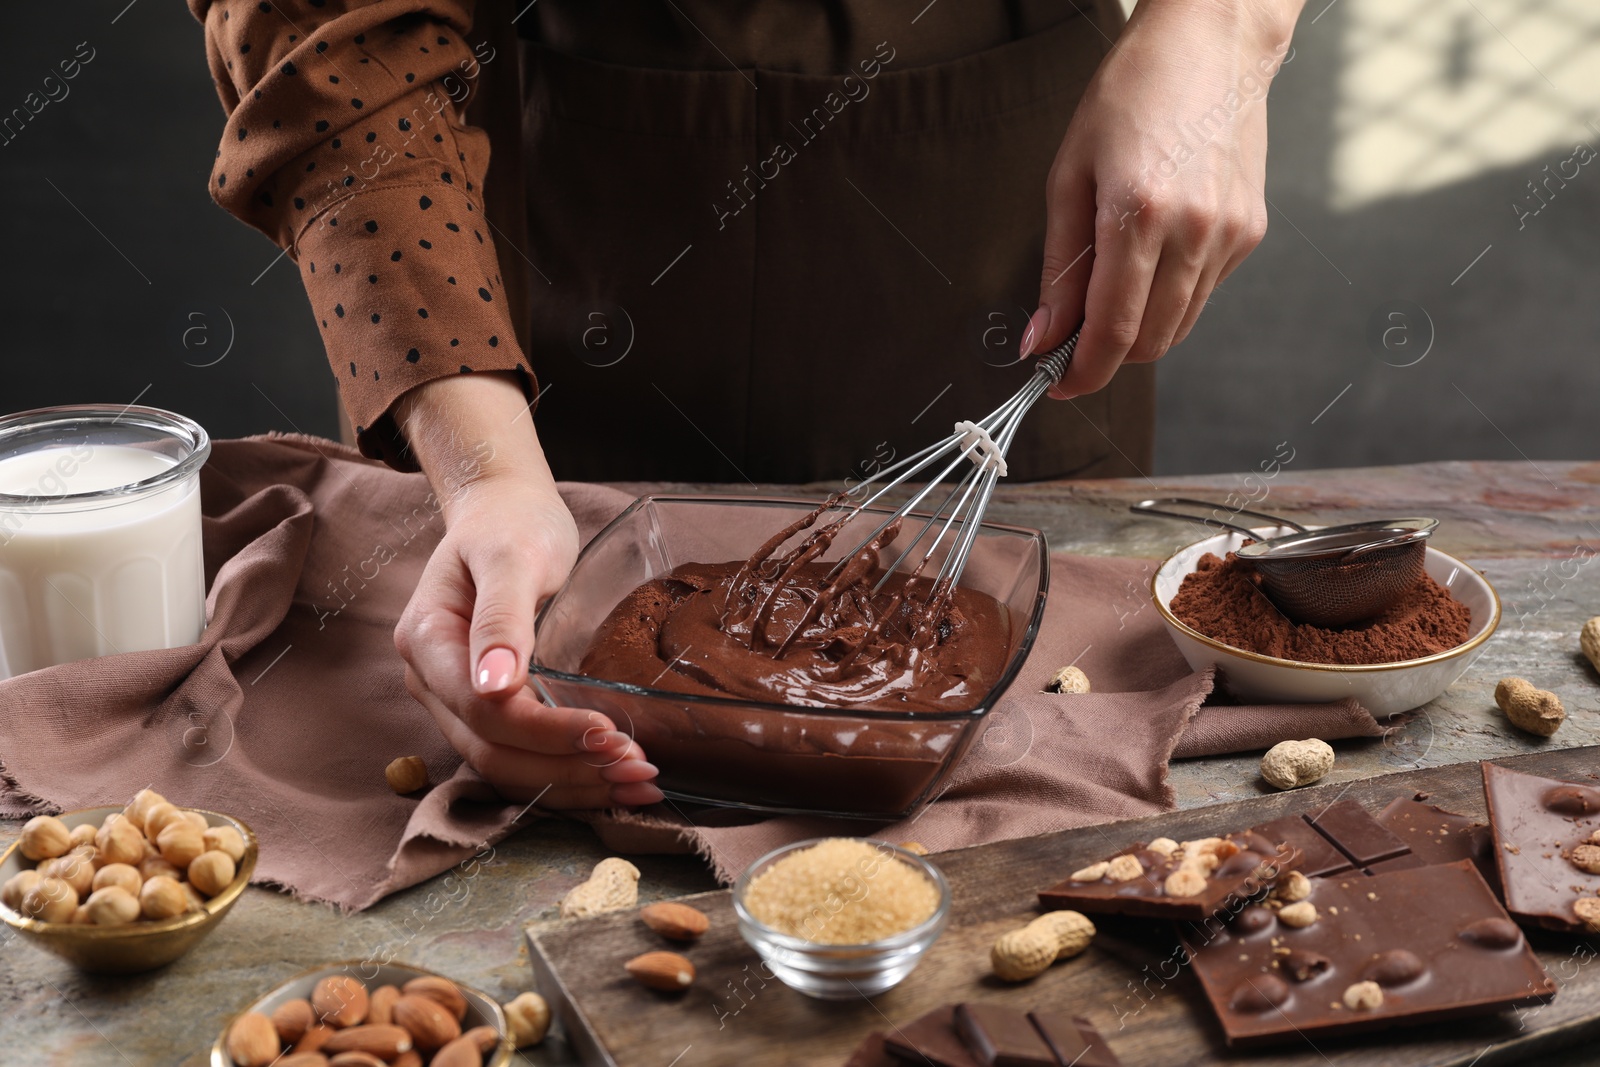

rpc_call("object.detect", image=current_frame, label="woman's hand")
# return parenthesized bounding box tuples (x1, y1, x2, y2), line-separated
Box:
(392, 373, 663, 808)
(1021, 0, 1301, 397)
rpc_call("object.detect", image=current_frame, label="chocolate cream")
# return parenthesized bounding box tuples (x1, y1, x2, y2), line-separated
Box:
(579, 508, 1013, 712)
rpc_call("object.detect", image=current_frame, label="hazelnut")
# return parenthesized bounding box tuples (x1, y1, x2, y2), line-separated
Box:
(1068, 861, 1109, 883)
(92, 862, 143, 897)
(2, 869, 42, 911)
(40, 852, 96, 898)
(386, 755, 429, 794)
(188, 850, 237, 897)
(1569, 844, 1600, 875)
(503, 991, 551, 1048)
(19, 815, 71, 861)
(156, 821, 204, 868)
(1105, 854, 1145, 882)
(1572, 897, 1600, 933)
(138, 855, 182, 882)
(1164, 868, 1208, 897)
(1044, 665, 1091, 694)
(141, 802, 185, 840)
(95, 814, 145, 866)
(1343, 980, 1384, 1011)
(124, 788, 167, 833)
(85, 886, 141, 926)
(139, 875, 188, 920)
(1147, 837, 1179, 858)
(1275, 870, 1312, 903)
(22, 877, 79, 922)
(1278, 901, 1319, 928)
(70, 904, 93, 925)
(68, 823, 99, 850)
(202, 825, 246, 863)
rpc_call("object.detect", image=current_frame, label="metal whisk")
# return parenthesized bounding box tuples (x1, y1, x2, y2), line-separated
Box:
(732, 328, 1080, 658)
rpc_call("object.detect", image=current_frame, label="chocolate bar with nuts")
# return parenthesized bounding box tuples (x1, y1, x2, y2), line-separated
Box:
(1482, 761, 1600, 933)
(1180, 859, 1555, 1048)
(1037, 831, 1297, 921)
(1371, 794, 1495, 880)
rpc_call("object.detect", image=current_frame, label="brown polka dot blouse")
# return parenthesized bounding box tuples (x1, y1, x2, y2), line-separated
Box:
(188, 0, 532, 468)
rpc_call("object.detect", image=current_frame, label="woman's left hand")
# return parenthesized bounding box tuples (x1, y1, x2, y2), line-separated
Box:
(1021, 0, 1302, 397)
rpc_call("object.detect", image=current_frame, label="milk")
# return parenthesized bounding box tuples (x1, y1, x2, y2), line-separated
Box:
(0, 443, 206, 679)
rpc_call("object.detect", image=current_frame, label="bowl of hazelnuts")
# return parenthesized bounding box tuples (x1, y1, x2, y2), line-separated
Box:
(0, 788, 257, 973)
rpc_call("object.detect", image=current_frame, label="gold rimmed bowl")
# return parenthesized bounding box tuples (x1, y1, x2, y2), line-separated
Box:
(1151, 526, 1500, 716)
(209, 961, 512, 1067)
(0, 806, 258, 973)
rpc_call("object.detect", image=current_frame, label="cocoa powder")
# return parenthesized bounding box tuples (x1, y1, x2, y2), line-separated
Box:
(1169, 551, 1472, 665)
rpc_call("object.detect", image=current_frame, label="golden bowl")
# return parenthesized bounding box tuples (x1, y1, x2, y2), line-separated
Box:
(0, 805, 258, 974)
(209, 960, 513, 1066)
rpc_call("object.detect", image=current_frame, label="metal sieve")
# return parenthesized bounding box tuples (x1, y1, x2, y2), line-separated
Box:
(1131, 498, 1439, 627)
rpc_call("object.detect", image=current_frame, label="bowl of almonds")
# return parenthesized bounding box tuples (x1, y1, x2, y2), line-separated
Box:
(0, 788, 257, 973)
(211, 962, 517, 1067)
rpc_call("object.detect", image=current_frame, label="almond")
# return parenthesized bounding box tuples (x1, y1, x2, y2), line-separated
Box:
(321, 1024, 412, 1058)
(276, 1054, 331, 1067)
(625, 951, 696, 992)
(225, 1011, 281, 1067)
(271, 998, 317, 1044)
(392, 993, 461, 1050)
(327, 1053, 387, 1067)
(391, 1051, 422, 1067)
(639, 902, 710, 941)
(368, 984, 399, 1026)
(430, 1035, 484, 1067)
(402, 975, 468, 1021)
(293, 1024, 335, 1054)
(312, 974, 369, 1028)
(463, 1025, 500, 1054)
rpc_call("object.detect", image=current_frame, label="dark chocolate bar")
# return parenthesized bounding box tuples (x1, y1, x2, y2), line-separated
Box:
(953, 1003, 1054, 1067)
(1026, 1012, 1119, 1067)
(1038, 830, 1296, 920)
(1482, 761, 1600, 933)
(1181, 859, 1555, 1048)
(1305, 798, 1410, 866)
(885, 1007, 980, 1067)
(1375, 794, 1494, 881)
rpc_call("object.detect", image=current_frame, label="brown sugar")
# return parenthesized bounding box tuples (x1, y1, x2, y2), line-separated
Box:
(742, 839, 940, 944)
(1169, 551, 1472, 665)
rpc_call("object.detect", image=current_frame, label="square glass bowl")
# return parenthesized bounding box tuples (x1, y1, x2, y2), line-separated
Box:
(529, 496, 1048, 818)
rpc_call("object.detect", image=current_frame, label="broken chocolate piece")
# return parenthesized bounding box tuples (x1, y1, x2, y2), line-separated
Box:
(1038, 833, 1296, 920)
(1181, 859, 1555, 1048)
(953, 1003, 1053, 1067)
(1026, 1012, 1119, 1067)
(1482, 761, 1600, 933)
(1377, 795, 1495, 883)
(885, 1007, 980, 1067)
(1249, 814, 1353, 877)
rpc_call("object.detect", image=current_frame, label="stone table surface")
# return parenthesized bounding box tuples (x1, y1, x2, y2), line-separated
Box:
(3, 460, 1597, 1066)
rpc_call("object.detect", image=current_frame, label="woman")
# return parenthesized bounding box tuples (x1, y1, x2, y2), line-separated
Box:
(191, 0, 1300, 809)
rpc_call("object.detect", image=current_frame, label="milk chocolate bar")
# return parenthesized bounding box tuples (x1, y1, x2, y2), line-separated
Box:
(842, 1031, 898, 1067)
(1026, 1012, 1118, 1067)
(1372, 794, 1494, 880)
(884, 1007, 979, 1067)
(1482, 761, 1600, 933)
(882, 1004, 1117, 1067)
(1037, 830, 1296, 920)
(1181, 859, 1556, 1048)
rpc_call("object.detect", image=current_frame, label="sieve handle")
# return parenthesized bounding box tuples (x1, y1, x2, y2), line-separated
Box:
(1130, 497, 1309, 540)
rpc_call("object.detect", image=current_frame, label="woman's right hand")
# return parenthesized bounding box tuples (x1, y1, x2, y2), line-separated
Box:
(391, 373, 663, 808)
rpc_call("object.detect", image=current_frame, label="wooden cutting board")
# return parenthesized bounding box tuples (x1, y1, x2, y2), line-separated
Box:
(528, 749, 1600, 1067)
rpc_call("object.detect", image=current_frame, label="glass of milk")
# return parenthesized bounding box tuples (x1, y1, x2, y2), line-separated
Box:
(0, 405, 211, 680)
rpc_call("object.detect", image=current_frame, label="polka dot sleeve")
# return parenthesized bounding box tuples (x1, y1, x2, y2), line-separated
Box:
(189, 0, 535, 469)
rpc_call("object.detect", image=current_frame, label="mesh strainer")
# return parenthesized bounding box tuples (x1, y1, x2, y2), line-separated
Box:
(1131, 498, 1439, 627)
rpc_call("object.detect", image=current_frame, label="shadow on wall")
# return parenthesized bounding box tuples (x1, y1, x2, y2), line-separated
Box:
(1155, 0, 1600, 475)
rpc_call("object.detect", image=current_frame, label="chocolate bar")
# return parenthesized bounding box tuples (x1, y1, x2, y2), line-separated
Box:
(1373, 794, 1494, 880)
(1037, 830, 1296, 920)
(885, 1007, 980, 1067)
(954, 1003, 1053, 1067)
(1181, 859, 1556, 1048)
(1482, 761, 1600, 933)
(1027, 1012, 1118, 1067)
(883, 1004, 1117, 1067)
(1305, 798, 1409, 866)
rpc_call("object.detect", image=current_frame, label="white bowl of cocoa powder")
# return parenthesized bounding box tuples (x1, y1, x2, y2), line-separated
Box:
(1150, 527, 1500, 716)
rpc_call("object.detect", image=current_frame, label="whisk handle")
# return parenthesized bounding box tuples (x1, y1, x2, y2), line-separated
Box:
(1033, 326, 1082, 386)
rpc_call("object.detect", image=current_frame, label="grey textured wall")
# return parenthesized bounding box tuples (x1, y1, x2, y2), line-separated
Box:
(2, 2, 1594, 476)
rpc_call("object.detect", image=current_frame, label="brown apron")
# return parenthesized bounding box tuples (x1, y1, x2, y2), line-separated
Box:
(470, 0, 1152, 485)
